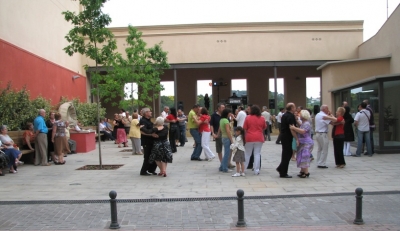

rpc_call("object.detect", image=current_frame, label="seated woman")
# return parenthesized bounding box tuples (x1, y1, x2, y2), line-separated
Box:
(0, 140, 22, 174)
(22, 122, 35, 150)
(0, 149, 9, 176)
(0, 125, 23, 167)
(149, 117, 173, 177)
(0, 125, 16, 149)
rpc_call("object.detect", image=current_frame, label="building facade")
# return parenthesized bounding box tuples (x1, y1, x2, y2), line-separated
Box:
(1, 1, 399, 152)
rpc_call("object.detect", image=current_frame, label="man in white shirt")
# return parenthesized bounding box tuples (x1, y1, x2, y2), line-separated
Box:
(161, 106, 169, 125)
(314, 105, 334, 168)
(235, 106, 247, 127)
(354, 102, 373, 157)
(261, 106, 271, 141)
(275, 108, 284, 144)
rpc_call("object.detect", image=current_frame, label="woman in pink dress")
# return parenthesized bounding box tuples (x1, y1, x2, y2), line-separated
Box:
(114, 115, 128, 148)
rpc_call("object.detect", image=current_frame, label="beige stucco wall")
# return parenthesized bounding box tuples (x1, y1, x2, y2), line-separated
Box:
(83, 21, 363, 66)
(358, 5, 400, 74)
(321, 58, 391, 107)
(0, 0, 84, 74)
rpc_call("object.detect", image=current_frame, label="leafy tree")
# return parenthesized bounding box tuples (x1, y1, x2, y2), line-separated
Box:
(62, 0, 117, 168)
(106, 26, 170, 109)
(160, 95, 174, 112)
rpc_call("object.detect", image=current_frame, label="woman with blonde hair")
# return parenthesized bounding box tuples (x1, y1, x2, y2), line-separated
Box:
(149, 117, 173, 177)
(289, 110, 314, 178)
(128, 113, 142, 155)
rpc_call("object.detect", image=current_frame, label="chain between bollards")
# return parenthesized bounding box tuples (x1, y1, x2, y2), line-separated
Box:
(353, 187, 364, 225)
(109, 190, 120, 229)
(236, 189, 246, 227)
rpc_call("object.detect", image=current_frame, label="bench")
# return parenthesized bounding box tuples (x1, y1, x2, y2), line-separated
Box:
(8, 131, 35, 155)
(8, 131, 35, 163)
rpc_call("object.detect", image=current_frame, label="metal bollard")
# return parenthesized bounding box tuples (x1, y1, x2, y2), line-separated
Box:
(236, 189, 246, 227)
(109, 190, 121, 229)
(353, 188, 364, 225)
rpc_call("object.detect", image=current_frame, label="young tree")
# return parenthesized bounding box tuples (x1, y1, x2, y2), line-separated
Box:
(105, 26, 170, 109)
(62, 0, 117, 168)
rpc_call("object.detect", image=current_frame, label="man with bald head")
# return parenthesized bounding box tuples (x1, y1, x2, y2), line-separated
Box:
(33, 109, 50, 166)
(276, 102, 297, 178)
(314, 104, 332, 168)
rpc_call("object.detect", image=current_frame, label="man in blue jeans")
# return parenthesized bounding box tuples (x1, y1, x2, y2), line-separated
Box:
(188, 104, 203, 161)
(354, 102, 372, 157)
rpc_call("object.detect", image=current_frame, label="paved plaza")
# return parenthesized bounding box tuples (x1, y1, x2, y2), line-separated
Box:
(1, 134, 399, 230)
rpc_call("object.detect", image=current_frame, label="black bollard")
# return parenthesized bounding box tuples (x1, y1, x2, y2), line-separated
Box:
(109, 190, 120, 229)
(236, 189, 246, 227)
(353, 188, 364, 225)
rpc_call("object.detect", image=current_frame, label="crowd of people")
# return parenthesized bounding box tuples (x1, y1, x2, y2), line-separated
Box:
(0, 99, 375, 178)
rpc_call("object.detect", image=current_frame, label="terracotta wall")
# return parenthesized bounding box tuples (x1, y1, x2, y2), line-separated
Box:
(0, 39, 86, 104)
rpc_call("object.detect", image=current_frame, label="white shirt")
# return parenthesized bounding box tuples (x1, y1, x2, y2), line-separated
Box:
(230, 135, 245, 155)
(161, 111, 169, 125)
(315, 111, 331, 133)
(99, 123, 106, 132)
(74, 124, 81, 132)
(277, 112, 283, 123)
(354, 109, 371, 132)
(236, 110, 247, 127)
(261, 111, 271, 124)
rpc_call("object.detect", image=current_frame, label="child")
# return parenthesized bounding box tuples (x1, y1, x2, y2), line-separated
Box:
(230, 126, 246, 177)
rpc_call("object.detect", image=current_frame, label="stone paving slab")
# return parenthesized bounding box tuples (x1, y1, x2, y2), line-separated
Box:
(0, 194, 399, 230)
(0, 135, 400, 201)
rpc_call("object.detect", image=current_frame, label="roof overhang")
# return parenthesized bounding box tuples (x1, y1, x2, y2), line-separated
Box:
(329, 73, 400, 92)
(317, 55, 391, 70)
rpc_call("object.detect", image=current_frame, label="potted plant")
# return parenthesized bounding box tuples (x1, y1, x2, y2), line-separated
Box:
(383, 105, 398, 141)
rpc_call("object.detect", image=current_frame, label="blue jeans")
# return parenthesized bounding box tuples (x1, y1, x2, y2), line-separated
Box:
(190, 128, 202, 159)
(356, 130, 372, 156)
(179, 125, 186, 146)
(219, 137, 231, 172)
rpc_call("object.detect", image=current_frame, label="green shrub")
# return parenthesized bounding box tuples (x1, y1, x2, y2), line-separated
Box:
(0, 83, 51, 130)
(0, 82, 104, 130)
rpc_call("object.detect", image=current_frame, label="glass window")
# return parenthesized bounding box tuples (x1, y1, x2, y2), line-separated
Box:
(383, 80, 400, 146)
(350, 82, 379, 146)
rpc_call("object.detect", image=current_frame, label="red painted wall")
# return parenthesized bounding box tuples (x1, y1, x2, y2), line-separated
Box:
(0, 38, 86, 104)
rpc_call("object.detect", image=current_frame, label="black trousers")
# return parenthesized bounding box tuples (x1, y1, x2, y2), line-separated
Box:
(140, 144, 157, 174)
(276, 123, 282, 144)
(276, 136, 292, 176)
(333, 136, 346, 166)
(100, 131, 114, 141)
(169, 126, 178, 153)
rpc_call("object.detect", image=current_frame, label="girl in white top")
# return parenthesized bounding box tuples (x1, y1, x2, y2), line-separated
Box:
(231, 126, 246, 177)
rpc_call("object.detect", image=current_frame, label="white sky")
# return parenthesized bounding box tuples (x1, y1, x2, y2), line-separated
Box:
(118, 0, 400, 98)
(104, 0, 400, 41)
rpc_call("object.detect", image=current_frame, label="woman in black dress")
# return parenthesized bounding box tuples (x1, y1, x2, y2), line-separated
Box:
(343, 106, 355, 156)
(149, 117, 173, 177)
(46, 111, 56, 162)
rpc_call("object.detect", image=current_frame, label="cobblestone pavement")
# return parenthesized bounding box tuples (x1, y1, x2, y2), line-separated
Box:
(1, 135, 400, 230)
(0, 194, 399, 230)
